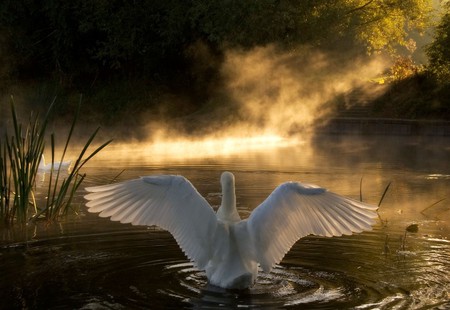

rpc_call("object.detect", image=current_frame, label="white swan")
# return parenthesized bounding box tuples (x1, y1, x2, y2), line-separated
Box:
(84, 172, 378, 289)
(38, 155, 71, 172)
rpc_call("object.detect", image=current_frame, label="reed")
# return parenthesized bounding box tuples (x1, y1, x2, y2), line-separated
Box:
(377, 181, 392, 208)
(0, 98, 48, 225)
(359, 177, 391, 226)
(0, 137, 11, 222)
(0, 96, 111, 225)
(358, 176, 392, 207)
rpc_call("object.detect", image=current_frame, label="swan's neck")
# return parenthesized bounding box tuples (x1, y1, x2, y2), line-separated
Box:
(38, 155, 46, 169)
(217, 172, 241, 222)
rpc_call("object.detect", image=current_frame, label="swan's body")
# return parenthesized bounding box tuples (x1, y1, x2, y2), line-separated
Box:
(38, 155, 71, 172)
(84, 172, 378, 289)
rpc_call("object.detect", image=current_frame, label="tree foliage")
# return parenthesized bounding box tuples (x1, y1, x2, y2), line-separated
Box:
(426, 1, 450, 84)
(347, 0, 431, 53)
(0, 0, 432, 85)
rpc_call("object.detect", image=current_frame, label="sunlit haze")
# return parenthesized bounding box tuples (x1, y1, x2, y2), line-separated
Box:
(86, 46, 390, 163)
(92, 133, 299, 163)
(100, 46, 388, 162)
(221, 45, 388, 134)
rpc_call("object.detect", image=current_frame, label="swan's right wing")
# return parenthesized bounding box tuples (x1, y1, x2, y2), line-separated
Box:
(84, 175, 218, 269)
(247, 182, 378, 272)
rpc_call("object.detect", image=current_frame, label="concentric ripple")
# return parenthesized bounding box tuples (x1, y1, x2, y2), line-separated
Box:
(1, 223, 449, 309)
(158, 262, 372, 308)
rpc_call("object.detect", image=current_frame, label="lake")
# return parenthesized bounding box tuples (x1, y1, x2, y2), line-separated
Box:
(1, 134, 449, 309)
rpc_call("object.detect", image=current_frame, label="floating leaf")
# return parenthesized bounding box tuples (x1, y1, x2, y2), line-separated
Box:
(406, 223, 419, 233)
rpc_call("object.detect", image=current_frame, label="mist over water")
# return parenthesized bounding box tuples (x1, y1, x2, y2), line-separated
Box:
(0, 43, 391, 152)
(221, 45, 387, 135)
(0, 45, 447, 303)
(2, 36, 448, 309)
(125, 45, 390, 155)
(1, 134, 448, 309)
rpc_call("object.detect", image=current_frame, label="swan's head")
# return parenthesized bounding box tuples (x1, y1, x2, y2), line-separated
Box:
(220, 171, 235, 188)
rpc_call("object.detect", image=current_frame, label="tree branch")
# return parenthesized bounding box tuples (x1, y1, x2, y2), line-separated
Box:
(346, 0, 376, 15)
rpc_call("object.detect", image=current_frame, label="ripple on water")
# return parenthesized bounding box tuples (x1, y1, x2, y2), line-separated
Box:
(1, 226, 449, 309)
(154, 262, 405, 309)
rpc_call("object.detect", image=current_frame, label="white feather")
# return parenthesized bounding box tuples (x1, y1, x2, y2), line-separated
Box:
(246, 182, 378, 272)
(85, 175, 217, 269)
(84, 172, 378, 289)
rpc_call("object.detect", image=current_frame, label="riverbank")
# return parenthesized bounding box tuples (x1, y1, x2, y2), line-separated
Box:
(1, 76, 449, 140)
(317, 117, 450, 136)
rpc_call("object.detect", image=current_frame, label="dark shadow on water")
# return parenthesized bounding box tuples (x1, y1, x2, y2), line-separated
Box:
(0, 134, 449, 309)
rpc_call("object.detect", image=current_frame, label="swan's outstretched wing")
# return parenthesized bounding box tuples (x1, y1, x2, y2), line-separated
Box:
(247, 182, 378, 272)
(85, 175, 217, 269)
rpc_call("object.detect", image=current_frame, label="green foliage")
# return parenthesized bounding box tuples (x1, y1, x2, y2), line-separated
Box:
(426, 2, 450, 85)
(348, 0, 431, 54)
(37, 98, 112, 221)
(0, 0, 433, 84)
(189, 0, 432, 53)
(0, 98, 48, 224)
(0, 97, 111, 225)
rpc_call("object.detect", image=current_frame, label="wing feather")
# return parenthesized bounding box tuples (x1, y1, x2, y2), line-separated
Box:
(85, 175, 218, 269)
(247, 182, 378, 271)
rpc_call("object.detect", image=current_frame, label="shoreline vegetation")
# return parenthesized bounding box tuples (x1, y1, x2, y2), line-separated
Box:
(0, 1, 448, 141)
(1, 73, 448, 142)
(0, 2, 447, 229)
(0, 98, 111, 226)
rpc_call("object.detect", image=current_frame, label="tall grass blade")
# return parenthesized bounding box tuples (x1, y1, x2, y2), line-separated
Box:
(1, 96, 109, 224)
(378, 181, 392, 207)
(420, 198, 447, 217)
(359, 176, 363, 202)
(8, 98, 46, 223)
(38, 96, 111, 221)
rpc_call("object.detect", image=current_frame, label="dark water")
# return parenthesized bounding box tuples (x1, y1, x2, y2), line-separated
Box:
(1, 135, 449, 309)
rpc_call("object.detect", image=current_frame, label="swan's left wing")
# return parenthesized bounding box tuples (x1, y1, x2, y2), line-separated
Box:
(246, 182, 378, 272)
(84, 175, 218, 269)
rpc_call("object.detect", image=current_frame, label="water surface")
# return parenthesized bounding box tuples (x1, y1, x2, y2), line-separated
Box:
(1, 135, 449, 309)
